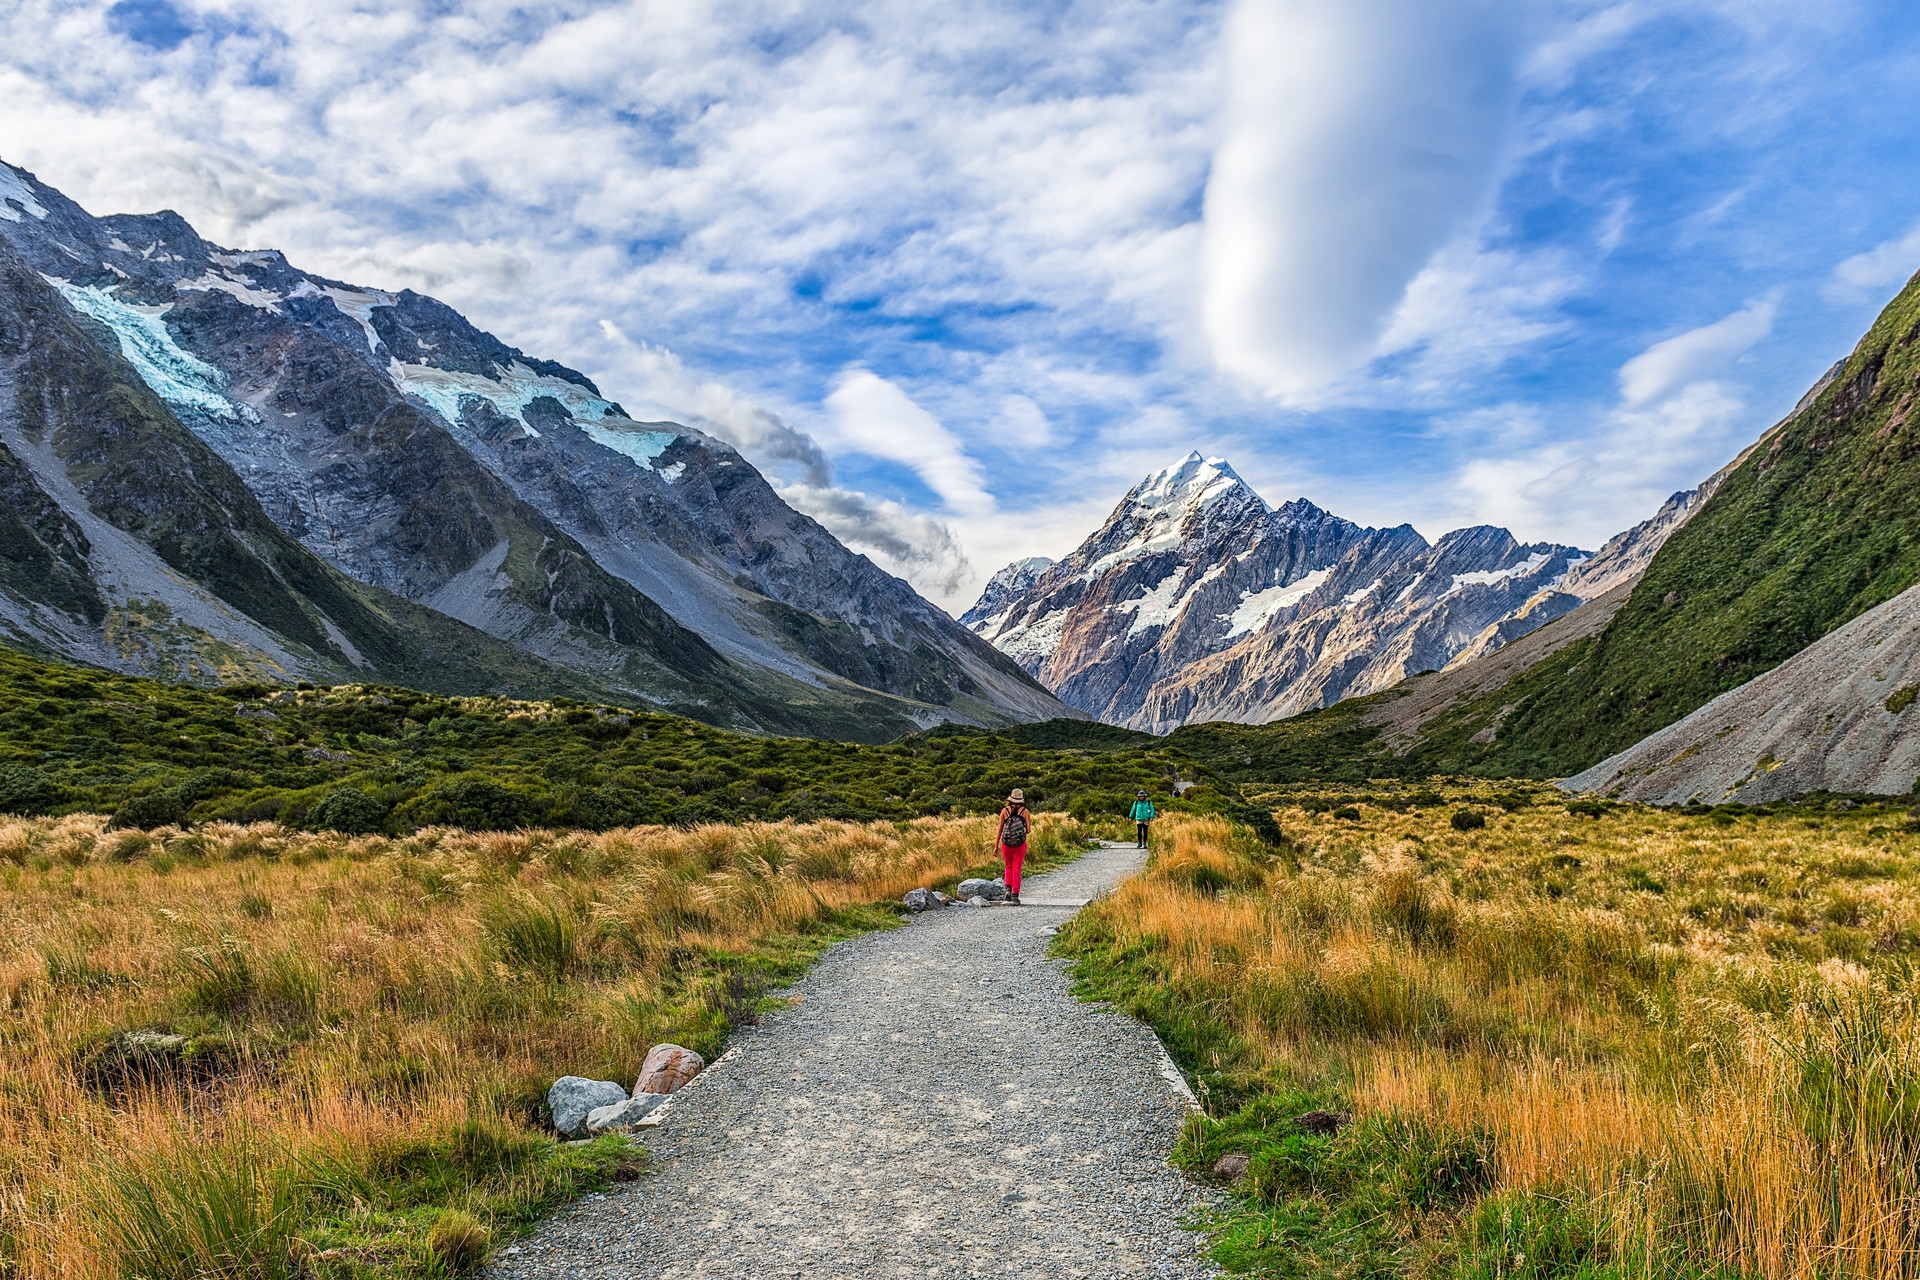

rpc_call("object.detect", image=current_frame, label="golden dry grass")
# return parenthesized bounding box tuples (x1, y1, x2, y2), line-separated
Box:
(1062, 795, 1920, 1278)
(0, 811, 1065, 1278)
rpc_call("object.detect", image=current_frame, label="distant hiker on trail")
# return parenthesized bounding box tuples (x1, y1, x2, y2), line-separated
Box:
(1129, 790, 1156, 848)
(998, 789, 1031, 905)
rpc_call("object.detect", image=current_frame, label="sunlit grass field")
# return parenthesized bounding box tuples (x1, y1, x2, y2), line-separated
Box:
(1058, 791, 1920, 1278)
(0, 812, 1096, 1278)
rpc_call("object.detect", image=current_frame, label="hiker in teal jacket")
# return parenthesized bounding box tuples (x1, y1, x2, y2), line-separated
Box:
(1129, 790, 1156, 848)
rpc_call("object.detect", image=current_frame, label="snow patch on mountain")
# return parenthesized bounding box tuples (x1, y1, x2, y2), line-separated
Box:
(1344, 579, 1381, 606)
(1449, 552, 1551, 594)
(176, 269, 284, 312)
(1224, 568, 1330, 637)
(51, 280, 247, 421)
(1117, 568, 1190, 635)
(0, 165, 48, 222)
(320, 285, 397, 353)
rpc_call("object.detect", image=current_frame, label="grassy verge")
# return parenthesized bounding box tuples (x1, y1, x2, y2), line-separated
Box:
(0, 812, 1096, 1278)
(1056, 791, 1920, 1278)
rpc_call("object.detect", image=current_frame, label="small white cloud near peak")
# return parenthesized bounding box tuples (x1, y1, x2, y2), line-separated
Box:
(823, 369, 995, 516)
(1826, 221, 1920, 306)
(1617, 294, 1778, 408)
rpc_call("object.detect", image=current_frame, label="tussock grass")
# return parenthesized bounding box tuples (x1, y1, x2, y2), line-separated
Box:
(0, 811, 1087, 1277)
(1058, 792, 1920, 1278)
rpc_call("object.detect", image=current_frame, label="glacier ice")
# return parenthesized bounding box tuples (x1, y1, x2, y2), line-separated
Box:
(582, 422, 678, 470)
(392, 359, 617, 436)
(52, 281, 245, 421)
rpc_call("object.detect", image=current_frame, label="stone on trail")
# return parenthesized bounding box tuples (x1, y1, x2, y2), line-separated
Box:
(549, 1076, 629, 1137)
(902, 887, 949, 911)
(957, 878, 1007, 901)
(636, 1043, 705, 1095)
(586, 1093, 669, 1134)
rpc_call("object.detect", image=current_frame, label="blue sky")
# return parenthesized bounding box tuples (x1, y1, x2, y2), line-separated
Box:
(4, 1, 1919, 611)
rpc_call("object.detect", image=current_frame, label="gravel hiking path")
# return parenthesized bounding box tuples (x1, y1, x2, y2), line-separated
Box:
(487, 840, 1221, 1279)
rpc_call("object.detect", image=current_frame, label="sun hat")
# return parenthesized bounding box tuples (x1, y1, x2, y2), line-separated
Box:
(1007, 788, 1024, 802)
(1136, 789, 1147, 796)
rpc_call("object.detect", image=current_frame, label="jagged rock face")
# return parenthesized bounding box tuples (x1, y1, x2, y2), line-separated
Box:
(969, 453, 1372, 726)
(0, 159, 1067, 736)
(1138, 524, 1593, 731)
(968, 452, 1623, 731)
(959, 557, 1054, 631)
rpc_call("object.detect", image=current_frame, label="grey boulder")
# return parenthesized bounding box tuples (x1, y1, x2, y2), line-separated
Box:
(957, 878, 1007, 901)
(548, 1076, 629, 1137)
(586, 1093, 669, 1134)
(903, 888, 952, 911)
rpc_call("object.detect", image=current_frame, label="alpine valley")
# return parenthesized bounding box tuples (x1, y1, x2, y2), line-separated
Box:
(0, 160, 1067, 742)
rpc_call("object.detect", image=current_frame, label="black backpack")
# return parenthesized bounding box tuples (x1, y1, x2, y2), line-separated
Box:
(1000, 806, 1029, 845)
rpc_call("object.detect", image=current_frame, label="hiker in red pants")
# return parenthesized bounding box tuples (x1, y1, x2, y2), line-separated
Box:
(998, 788, 1031, 905)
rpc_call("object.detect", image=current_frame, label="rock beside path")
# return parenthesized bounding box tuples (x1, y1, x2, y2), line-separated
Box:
(902, 887, 951, 911)
(956, 877, 1007, 901)
(586, 1094, 668, 1134)
(548, 1077, 628, 1138)
(635, 1044, 704, 1095)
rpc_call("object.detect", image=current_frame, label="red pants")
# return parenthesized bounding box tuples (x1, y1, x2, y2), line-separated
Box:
(1000, 843, 1027, 895)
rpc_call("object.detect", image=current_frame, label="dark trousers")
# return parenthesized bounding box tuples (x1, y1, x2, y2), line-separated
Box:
(1136, 821, 1150, 847)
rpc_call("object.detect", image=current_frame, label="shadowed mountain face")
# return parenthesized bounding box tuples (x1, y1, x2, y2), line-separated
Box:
(968, 452, 1631, 731)
(0, 159, 1069, 740)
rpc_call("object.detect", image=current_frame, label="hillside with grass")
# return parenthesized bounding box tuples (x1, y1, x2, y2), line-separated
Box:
(0, 646, 1224, 834)
(1448, 272, 1920, 777)
(1058, 794, 1920, 1275)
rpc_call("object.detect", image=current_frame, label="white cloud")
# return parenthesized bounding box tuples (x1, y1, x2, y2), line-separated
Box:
(597, 322, 832, 486)
(1201, 0, 1531, 404)
(822, 369, 995, 516)
(776, 482, 974, 602)
(1826, 220, 1920, 305)
(1617, 294, 1777, 407)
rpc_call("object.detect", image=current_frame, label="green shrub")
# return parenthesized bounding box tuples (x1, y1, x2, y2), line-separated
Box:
(0, 763, 55, 816)
(397, 779, 531, 831)
(1450, 808, 1486, 831)
(110, 788, 189, 831)
(315, 786, 386, 835)
(1332, 806, 1361, 821)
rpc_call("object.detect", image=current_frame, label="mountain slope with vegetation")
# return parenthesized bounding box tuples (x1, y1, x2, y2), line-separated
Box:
(1472, 272, 1920, 775)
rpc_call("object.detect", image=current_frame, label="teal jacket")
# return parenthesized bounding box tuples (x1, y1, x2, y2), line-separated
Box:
(1129, 798, 1156, 821)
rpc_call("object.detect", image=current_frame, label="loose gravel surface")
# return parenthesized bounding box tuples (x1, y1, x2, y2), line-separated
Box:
(487, 841, 1222, 1279)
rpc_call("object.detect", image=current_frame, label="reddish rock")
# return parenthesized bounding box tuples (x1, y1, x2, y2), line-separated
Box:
(635, 1044, 705, 1095)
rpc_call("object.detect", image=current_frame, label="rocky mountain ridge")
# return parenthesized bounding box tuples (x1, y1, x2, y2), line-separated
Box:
(0, 159, 1068, 740)
(968, 450, 1642, 730)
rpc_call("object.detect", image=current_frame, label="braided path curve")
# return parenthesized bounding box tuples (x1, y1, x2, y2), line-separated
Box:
(486, 841, 1220, 1280)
